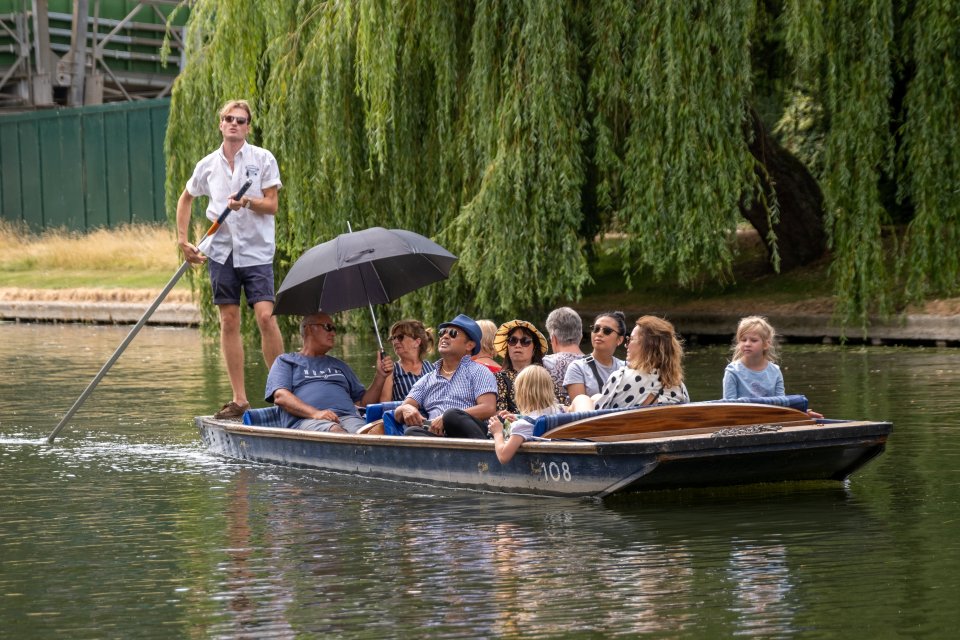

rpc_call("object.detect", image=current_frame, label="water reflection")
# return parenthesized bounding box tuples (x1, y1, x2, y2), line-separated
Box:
(2, 323, 960, 638)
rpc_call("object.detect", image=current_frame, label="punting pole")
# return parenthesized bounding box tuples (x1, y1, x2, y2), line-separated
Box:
(47, 180, 253, 444)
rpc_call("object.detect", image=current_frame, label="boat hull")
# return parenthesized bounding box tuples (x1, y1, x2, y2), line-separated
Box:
(198, 417, 890, 499)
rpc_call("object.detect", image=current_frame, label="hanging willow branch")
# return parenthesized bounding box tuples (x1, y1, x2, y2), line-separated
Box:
(899, 0, 960, 302)
(592, 0, 761, 288)
(786, 0, 895, 327)
(448, 0, 588, 316)
(166, 0, 958, 335)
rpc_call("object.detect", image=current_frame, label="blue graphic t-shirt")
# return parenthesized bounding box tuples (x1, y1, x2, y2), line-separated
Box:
(265, 352, 366, 427)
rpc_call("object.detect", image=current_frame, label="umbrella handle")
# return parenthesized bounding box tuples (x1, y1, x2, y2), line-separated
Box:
(367, 300, 385, 354)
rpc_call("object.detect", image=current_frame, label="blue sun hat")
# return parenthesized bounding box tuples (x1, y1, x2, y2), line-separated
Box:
(438, 314, 483, 356)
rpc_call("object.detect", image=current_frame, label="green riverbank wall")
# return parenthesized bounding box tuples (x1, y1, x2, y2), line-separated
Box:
(0, 97, 169, 230)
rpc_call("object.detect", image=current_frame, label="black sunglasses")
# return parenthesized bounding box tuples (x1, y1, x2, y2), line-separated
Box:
(438, 327, 460, 339)
(389, 333, 409, 342)
(507, 336, 533, 347)
(306, 322, 337, 332)
(221, 115, 249, 125)
(591, 324, 620, 336)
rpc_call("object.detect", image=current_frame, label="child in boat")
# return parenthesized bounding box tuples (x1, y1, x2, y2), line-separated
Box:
(487, 365, 564, 464)
(570, 315, 689, 411)
(722, 316, 783, 399)
(723, 316, 824, 418)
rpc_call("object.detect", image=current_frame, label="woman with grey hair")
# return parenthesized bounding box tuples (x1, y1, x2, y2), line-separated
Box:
(542, 307, 585, 403)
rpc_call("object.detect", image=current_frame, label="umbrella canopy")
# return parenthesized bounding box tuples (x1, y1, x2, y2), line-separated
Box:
(274, 227, 457, 316)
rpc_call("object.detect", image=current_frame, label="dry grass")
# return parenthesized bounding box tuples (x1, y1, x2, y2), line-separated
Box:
(0, 221, 180, 271)
(1, 221, 958, 315)
(0, 221, 195, 296)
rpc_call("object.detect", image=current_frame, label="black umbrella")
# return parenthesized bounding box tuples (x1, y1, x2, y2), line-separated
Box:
(274, 226, 457, 350)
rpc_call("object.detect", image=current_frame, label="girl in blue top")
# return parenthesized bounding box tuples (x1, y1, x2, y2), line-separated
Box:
(722, 316, 784, 400)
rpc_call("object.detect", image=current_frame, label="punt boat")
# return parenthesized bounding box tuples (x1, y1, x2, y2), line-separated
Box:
(197, 396, 891, 499)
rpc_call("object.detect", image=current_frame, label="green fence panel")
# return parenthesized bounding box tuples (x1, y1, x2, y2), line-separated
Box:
(40, 114, 85, 228)
(17, 121, 43, 228)
(0, 98, 170, 231)
(127, 107, 155, 223)
(151, 110, 167, 221)
(104, 111, 131, 227)
(82, 113, 110, 228)
(0, 124, 21, 223)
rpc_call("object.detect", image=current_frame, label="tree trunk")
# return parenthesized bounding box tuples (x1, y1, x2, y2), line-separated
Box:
(742, 107, 827, 271)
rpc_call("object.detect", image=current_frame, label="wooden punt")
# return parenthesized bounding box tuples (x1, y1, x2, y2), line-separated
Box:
(198, 402, 891, 499)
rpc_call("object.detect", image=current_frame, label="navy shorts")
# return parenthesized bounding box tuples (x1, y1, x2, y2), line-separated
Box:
(208, 253, 275, 306)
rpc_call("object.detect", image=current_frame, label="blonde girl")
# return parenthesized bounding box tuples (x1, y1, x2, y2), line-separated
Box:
(487, 365, 564, 464)
(722, 316, 783, 399)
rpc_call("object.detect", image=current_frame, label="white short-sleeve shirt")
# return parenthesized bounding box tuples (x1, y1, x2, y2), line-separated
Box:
(563, 356, 624, 397)
(186, 142, 282, 267)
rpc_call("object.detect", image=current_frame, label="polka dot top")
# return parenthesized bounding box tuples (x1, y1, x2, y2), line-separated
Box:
(593, 366, 689, 410)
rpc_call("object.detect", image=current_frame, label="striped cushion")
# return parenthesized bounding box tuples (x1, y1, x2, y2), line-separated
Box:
(242, 406, 285, 427)
(717, 395, 809, 411)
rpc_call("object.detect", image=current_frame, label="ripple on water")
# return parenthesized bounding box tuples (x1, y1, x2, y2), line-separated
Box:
(3, 326, 960, 638)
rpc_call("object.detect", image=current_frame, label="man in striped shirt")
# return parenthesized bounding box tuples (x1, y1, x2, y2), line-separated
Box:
(393, 314, 497, 439)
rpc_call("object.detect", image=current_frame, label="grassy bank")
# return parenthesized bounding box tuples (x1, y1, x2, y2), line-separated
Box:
(0, 222, 192, 301)
(2, 222, 956, 316)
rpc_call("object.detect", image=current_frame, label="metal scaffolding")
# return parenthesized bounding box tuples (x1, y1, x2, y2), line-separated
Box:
(0, 0, 185, 111)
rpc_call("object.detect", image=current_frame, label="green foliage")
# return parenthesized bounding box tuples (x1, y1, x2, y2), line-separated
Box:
(899, 0, 960, 302)
(773, 89, 826, 177)
(592, 1, 761, 288)
(165, 0, 960, 337)
(451, 0, 588, 315)
(785, 0, 896, 327)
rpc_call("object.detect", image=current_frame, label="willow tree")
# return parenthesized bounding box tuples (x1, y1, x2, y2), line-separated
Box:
(897, 1, 960, 306)
(167, 0, 960, 333)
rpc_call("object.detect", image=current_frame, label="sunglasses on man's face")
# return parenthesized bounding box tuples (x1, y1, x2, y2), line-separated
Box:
(507, 335, 533, 347)
(591, 324, 620, 336)
(307, 322, 337, 332)
(221, 115, 249, 125)
(438, 327, 460, 339)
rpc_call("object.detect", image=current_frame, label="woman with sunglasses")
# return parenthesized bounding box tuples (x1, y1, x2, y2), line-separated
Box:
(492, 320, 559, 413)
(563, 311, 627, 401)
(571, 315, 689, 412)
(379, 319, 435, 402)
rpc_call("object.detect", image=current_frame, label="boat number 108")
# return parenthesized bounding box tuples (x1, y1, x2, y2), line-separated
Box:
(540, 461, 572, 482)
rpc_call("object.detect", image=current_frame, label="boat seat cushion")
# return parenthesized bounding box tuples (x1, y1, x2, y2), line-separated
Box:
(366, 402, 405, 436)
(531, 395, 809, 437)
(242, 402, 408, 429)
(365, 401, 402, 423)
(715, 394, 808, 412)
(242, 405, 285, 427)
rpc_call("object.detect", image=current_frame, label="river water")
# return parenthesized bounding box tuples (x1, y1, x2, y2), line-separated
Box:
(1, 322, 958, 638)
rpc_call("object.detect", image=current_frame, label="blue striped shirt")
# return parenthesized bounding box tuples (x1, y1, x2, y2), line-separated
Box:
(390, 360, 436, 401)
(406, 356, 498, 419)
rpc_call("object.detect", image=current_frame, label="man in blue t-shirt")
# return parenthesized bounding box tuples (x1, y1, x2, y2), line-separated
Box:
(265, 312, 393, 433)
